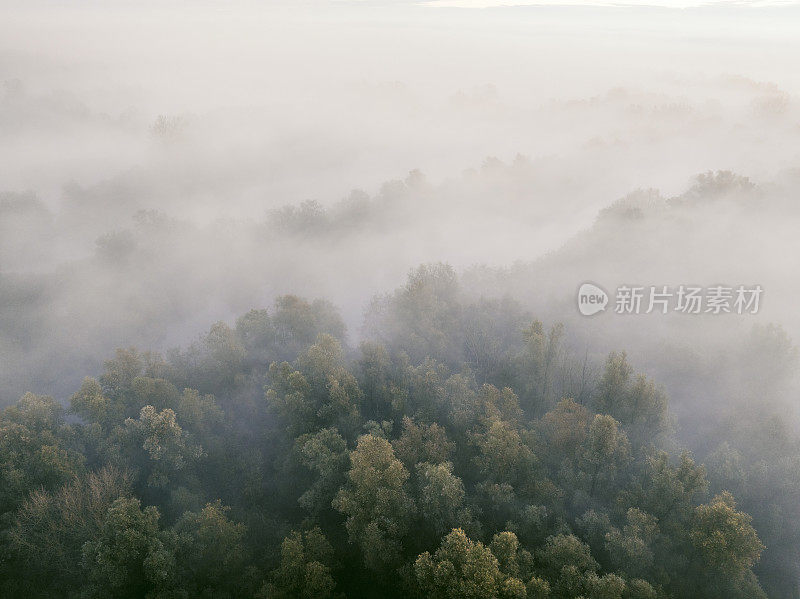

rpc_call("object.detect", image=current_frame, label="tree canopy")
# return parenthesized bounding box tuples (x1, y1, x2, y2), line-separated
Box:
(0, 270, 774, 598)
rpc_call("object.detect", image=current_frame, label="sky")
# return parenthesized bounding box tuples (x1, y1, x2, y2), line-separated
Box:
(421, 0, 798, 6)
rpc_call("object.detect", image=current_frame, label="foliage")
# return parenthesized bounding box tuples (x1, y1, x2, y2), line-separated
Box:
(0, 273, 771, 598)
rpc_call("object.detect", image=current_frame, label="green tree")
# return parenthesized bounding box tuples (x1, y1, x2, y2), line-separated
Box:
(81, 497, 176, 598)
(690, 491, 764, 574)
(294, 427, 349, 516)
(262, 527, 337, 599)
(577, 415, 631, 499)
(515, 321, 564, 414)
(414, 528, 524, 599)
(537, 398, 590, 469)
(593, 353, 670, 447)
(267, 335, 361, 439)
(71, 377, 122, 429)
(605, 508, 658, 579)
(392, 416, 454, 468)
(116, 405, 203, 490)
(173, 500, 252, 598)
(332, 434, 415, 571)
(0, 393, 83, 520)
(4, 467, 131, 598)
(416, 461, 470, 536)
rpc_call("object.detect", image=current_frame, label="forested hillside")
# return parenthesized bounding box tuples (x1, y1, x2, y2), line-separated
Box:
(0, 266, 776, 598)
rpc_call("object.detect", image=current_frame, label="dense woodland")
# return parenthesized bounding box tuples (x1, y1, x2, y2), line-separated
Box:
(0, 264, 787, 599)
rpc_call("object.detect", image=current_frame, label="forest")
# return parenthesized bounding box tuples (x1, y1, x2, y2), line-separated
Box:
(3, 1, 800, 597)
(0, 264, 787, 598)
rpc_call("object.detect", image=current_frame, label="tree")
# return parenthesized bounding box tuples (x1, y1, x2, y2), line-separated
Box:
(689, 491, 764, 574)
(235, 308, 278, 369)
(0, 393, 83, 520)
(593, 353, 670, 447)
(470, 417, 539, 529)
(363, 263, 463, 367)
(81, 497, 176, 598)
(356, 342, 401, 421)
(100, 348, 145, 399)
(294, 427, 349, 517)
(515, 321, 564, 414)
(604, 508, 658, 579)
(392, 416, 454, 468)
(71, 377, 121, 429)
(577, 415, 631, 500)
(416, 461, 469, 536)
(271, 296, 346, 360)
(535, 534, 598, 599)
(172, 501, 252, 598)
(267, 335, 361, 439)
(262, 527, 337, 599)
(332, 434, 415, 572)
(620, 450, 707, 532)
(414, 528, 524, 599)
(4, 467, 131, 598)
(537, 398, 590, 468)
(472, 418, 536, 486)
(584, 572, 625, 599)
(116, 405, 203, 490)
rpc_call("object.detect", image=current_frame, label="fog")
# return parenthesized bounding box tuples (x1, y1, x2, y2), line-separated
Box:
(3, 1, 800, 396)
(2, 1, 800, 597)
